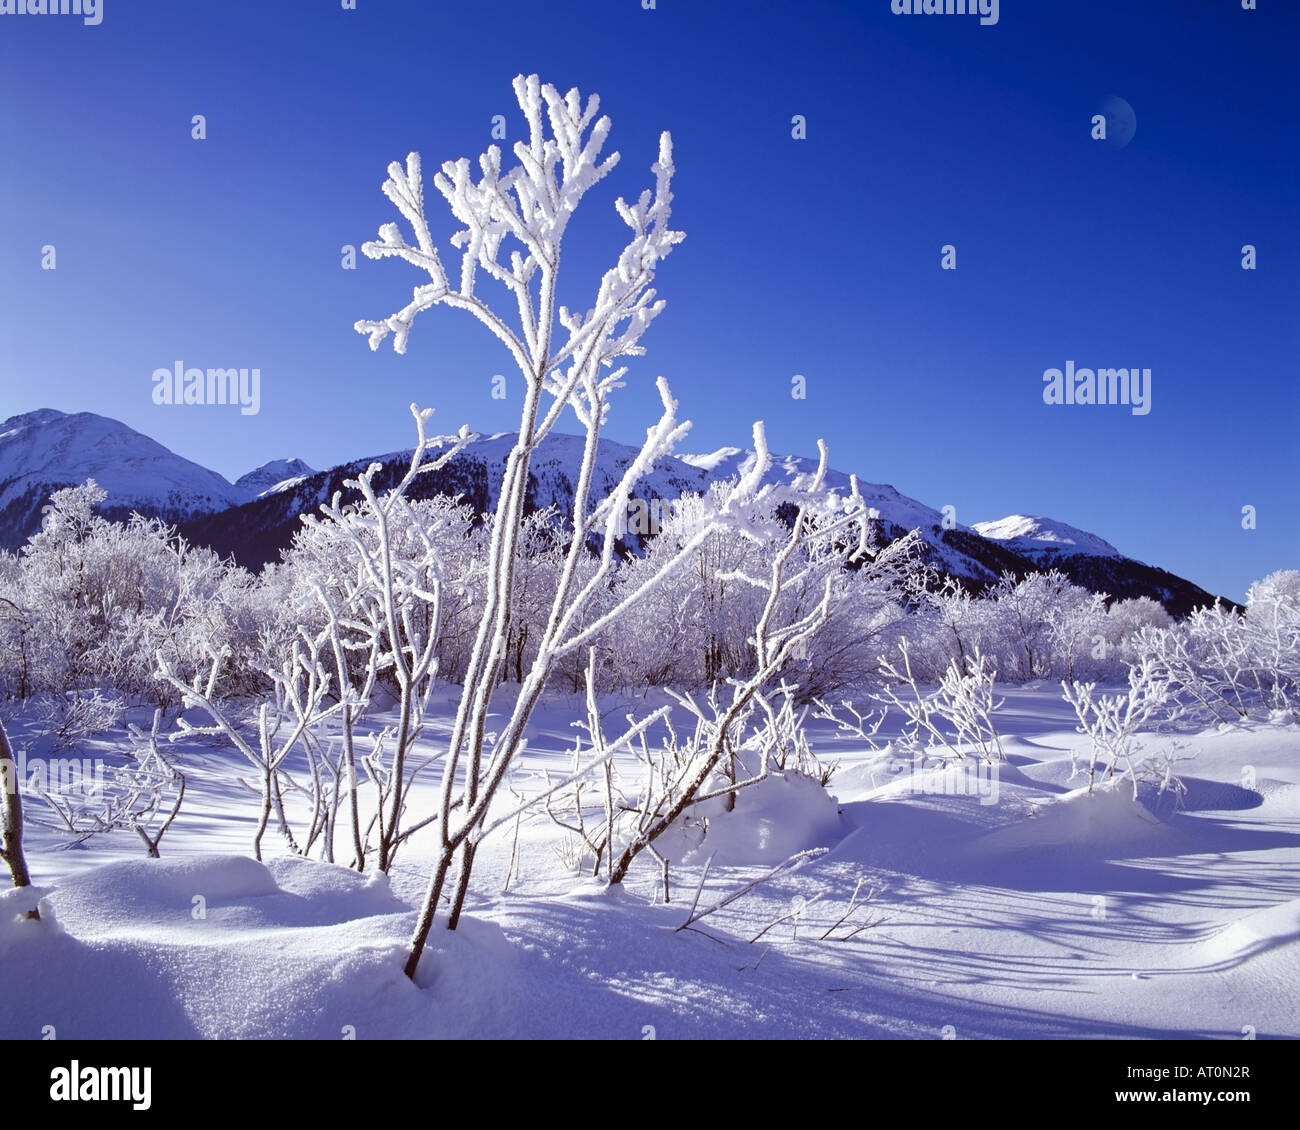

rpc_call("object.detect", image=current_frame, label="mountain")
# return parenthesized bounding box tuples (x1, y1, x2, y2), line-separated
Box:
(0, 409, 245, 550)
(0, 409, 1226, 617)
(972, 515, 1121, 562)
(179, 430, 1224, 617)
(234, 458, 316, 500)
(179, 431, 708, 570)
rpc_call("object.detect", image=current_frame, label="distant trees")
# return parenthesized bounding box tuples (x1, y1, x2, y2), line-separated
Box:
(898, 569, 1173, 687)
(1129, 571, 1300, 724)
(5, 477, 1290, 724)
(0, 481, 268, 707)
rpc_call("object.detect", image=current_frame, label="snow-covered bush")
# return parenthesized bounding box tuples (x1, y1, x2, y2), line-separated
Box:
(34, 689, 124, 753)
(539, 464, 868, 894)
(543, 676, 838, 897)
(355, 73, 875, 976)
(1130, 576, 1300, 724)
(1243, 570, 1300, 716)
(26, 709, 186, 858)
(1060, 657, 1173, 796)
(1104, 596, 1172, 667)
(764, 528, 920, 701)
(598, 496, 918, 699)
(897, 570, 1169, 686)
(0, 481, 263, 707)
(159, 412, 476, 871)
(907, 573, 985, 678)
(875, 640, 1005, 763)
(981, 570, 1096, 682)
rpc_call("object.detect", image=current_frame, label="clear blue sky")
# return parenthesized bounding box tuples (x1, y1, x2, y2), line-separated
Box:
(1, 0, 1295, 601)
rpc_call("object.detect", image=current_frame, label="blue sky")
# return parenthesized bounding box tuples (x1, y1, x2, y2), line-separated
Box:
(0, 0, 1295, 601)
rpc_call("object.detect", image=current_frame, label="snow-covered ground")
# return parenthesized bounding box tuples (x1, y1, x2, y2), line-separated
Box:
(3, 687, 1297, 1040)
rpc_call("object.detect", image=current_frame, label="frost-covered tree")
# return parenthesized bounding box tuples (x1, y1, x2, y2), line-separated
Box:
(1105, 596, 1171, 667)
(1244, 570, 1300, 714)
(919, 574, 979, 669)
(792, 532, 918, 698)
(0, 481, 262, 707)
(1043, 586, 1110, 684)
(985, 571, 1079, 681)
(1130, 578, 1300, 724)
(356, 74, 868, 977)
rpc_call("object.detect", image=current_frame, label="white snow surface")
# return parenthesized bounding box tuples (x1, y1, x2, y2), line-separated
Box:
(4, 687, 1297, 1040)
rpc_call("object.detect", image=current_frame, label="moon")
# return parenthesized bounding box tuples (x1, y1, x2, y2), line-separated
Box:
(1098, 95, 1137, 149)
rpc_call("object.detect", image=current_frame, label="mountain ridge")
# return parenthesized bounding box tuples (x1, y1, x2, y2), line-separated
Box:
(0, 408, 1227, 616)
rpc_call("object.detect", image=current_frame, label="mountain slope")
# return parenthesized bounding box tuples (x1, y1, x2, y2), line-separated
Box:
(0, 409, 245, 550)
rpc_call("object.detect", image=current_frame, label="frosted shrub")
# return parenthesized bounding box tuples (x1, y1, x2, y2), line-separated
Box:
(354, 74, 872, 977)
(1060, 657, 1173, 796)
(875, 641, 1005, 763)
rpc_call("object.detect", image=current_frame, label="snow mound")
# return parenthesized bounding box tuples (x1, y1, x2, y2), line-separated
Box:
(0, 855, 436, 1039)
(1202, 898, 1300, 965)
(966, 781, 1171, 860)
(678, 771, 849, 866)
(46, 854, 411, 939)
(47, 855, 279, 932)
(0, 884, 56, 936)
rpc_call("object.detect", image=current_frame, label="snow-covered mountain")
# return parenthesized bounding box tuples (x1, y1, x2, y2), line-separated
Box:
(0, 408, 1223, 616)
(0, 409, 245, 549)
(973, 515, 1122, 563)
(180, 428, 1224, 615)
(234, 458, 316, 500)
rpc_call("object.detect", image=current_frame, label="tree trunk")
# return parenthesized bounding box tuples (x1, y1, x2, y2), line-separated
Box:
(0, 718, 35, 894)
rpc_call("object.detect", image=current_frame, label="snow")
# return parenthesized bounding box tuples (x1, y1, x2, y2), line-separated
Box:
(974, 514, 1122, 560)
(678, 445, 743, 471)
(669, 768, 849, 867)
(5, 686, 1297, 1039)
(1203, 897, 1300, 965)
